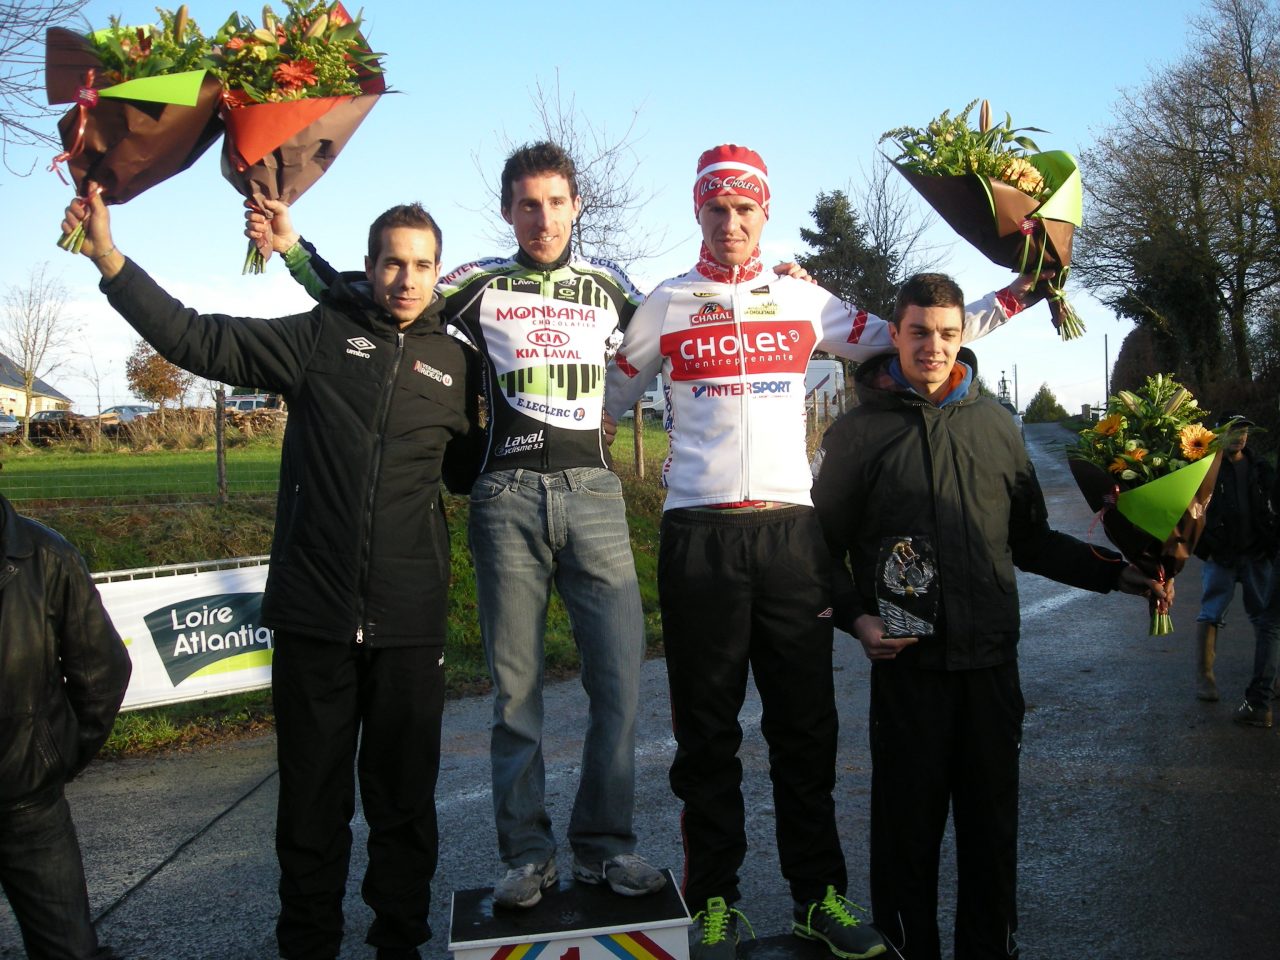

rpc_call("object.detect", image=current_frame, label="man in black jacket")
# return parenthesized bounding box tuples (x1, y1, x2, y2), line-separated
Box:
(62, 187, 483, 960)
(1192, 413, 1278, 724)
(0, 491, 131, 960)
(812, 274, 1163, 960)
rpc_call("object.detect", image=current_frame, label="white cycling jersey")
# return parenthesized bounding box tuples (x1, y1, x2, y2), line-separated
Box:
(605, 259, 1021, 510)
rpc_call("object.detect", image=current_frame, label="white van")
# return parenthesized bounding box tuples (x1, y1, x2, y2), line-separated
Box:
(618, 377, 665, 421)
(805, 360, 847, 415)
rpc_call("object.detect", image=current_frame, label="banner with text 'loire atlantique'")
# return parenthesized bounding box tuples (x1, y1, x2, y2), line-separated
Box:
(95, 565, 273, 711)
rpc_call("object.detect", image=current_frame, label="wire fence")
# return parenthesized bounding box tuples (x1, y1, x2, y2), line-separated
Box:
(0, 448, 281, 506)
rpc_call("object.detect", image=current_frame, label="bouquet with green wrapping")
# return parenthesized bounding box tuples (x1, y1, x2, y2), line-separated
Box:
(46, 6, 223, 252)
(1068, 375, 1228, 634)
(881, 100, 1084, 339)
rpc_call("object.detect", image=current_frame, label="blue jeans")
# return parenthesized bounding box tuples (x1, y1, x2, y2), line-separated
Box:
(0, 787, 100, 960)
(1199, 556, 1279, 707)
(468, 468, 644, 866)
(1196, 556, 1271, 627)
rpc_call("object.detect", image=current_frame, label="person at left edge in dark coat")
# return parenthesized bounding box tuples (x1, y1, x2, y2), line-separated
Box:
(0, 489, 131, 960)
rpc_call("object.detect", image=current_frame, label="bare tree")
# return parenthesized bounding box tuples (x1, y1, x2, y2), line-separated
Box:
(0, 1, 90, 173)
(795, 159, 943, 319)
(475, 71, 669, 269)
(0, 261, 77, 441)
(1075, 0, 1280, 382)
(858, 155, 945, 281)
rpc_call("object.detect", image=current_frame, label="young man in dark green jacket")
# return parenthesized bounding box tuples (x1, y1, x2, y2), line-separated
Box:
(812, 273, 1164, 960)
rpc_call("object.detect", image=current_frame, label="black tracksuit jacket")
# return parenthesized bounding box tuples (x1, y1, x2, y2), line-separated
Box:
(102, 259, 482, 647)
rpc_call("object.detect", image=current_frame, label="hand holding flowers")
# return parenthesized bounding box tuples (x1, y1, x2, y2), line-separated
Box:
(881, 100, 1085, 339)
(47, 5, 222, 253)
(212, 1, 385, 273)
(1068, 375, 1225, 634)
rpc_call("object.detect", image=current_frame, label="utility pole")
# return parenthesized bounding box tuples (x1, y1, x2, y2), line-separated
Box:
(1104, 334, 1109, 399)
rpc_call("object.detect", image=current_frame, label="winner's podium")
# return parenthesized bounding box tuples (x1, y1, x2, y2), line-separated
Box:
(449, 869, 690, 960)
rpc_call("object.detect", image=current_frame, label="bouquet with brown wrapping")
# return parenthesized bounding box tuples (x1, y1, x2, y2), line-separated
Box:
(46, 6, 223, 252)
(881, 100, 1085, 339)
(212, 1, 385, 273)
(1068, 375, 1228, 634)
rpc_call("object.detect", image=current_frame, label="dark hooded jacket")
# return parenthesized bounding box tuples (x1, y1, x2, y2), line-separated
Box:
(813, 348, 1126, 671)
(101, 259, 483, 647)
(0, 494, 130, 805)
(1193, 445, 1276, 564)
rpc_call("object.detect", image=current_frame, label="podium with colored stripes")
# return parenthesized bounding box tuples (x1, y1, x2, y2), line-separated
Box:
(449, 869, 690, 960)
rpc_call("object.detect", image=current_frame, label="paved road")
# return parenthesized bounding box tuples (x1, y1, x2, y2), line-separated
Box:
(2, 423, 1277, 959)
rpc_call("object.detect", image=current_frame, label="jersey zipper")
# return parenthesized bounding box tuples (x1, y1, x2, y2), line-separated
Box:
(732, 265, 751, 502)
(539, 267, 553, 472)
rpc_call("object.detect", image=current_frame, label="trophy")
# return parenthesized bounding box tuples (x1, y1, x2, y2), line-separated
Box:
(876, 536, 938, 638)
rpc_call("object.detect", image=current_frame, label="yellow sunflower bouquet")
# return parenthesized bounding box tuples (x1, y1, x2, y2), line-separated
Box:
(1068, 374, 1228, 634)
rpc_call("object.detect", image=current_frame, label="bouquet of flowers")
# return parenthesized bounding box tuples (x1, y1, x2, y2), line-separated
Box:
(1068, 375, 1227, 634)
(880, 100, 1085, 339)
(211, 1, 385, 273)
(46, 5, 223, 252)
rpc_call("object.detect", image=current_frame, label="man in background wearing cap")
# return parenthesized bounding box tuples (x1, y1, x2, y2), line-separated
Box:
(1191, 413, 1278, 726)
(605, 144, 1043, 960)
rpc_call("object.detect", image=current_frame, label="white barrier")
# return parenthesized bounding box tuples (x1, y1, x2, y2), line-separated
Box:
(94, 557, 273, 712)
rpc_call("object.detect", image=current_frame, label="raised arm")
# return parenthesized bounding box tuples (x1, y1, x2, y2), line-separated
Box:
(61, 186, 314, 393)
(813, 272, 1044, 361)
(244, 198, 341, 302)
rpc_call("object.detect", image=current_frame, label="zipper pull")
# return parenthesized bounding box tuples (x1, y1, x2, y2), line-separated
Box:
(355, 625, 364, 644)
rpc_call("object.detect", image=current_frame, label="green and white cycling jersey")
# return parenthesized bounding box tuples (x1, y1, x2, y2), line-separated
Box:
(285, 240, 643, 473)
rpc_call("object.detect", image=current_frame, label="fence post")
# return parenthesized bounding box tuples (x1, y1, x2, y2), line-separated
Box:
(632, 401, 645, 478)
(215, 386, 228, 505)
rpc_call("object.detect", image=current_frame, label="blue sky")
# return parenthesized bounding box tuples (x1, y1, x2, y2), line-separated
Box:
(0, 0, 1208, 413)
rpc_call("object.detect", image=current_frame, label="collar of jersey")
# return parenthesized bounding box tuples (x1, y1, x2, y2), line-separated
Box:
(695, 242, 764, 283)
(515, 243, 573, 273)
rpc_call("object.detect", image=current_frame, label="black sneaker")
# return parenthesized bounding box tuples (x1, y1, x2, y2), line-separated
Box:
(1233, 700, 1273, 728)
(690, 896, 752, 960)
(793, 885, 886, 959)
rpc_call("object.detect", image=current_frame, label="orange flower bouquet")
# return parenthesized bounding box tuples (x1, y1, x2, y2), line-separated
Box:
(211, 1, 385, 273)
(1068, 375, 1229, 634)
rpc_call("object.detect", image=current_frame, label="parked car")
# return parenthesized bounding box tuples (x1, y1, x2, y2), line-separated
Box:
(224, 394, 284, 413)
(100, 404, 154, 423)
(0, 413, 19, 437)
(26, 409, 90, 443)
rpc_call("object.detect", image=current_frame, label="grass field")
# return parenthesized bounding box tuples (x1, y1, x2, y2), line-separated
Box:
(0, 443, 282, 502)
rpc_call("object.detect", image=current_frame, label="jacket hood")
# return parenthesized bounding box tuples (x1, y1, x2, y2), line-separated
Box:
(854, 347, 981, 408)
(328, 271, 448, 334)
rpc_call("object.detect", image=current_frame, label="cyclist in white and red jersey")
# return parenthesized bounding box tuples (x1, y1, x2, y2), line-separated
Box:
(604, 144, 1042, 960)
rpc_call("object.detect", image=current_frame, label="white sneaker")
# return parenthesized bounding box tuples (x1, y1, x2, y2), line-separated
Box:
(493, 857, 557, 908)
(571, 853, 666, 896)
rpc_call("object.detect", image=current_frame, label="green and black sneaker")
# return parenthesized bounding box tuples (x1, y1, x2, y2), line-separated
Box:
(690, 896, 753, 960)
(793, 885, 886, 959)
